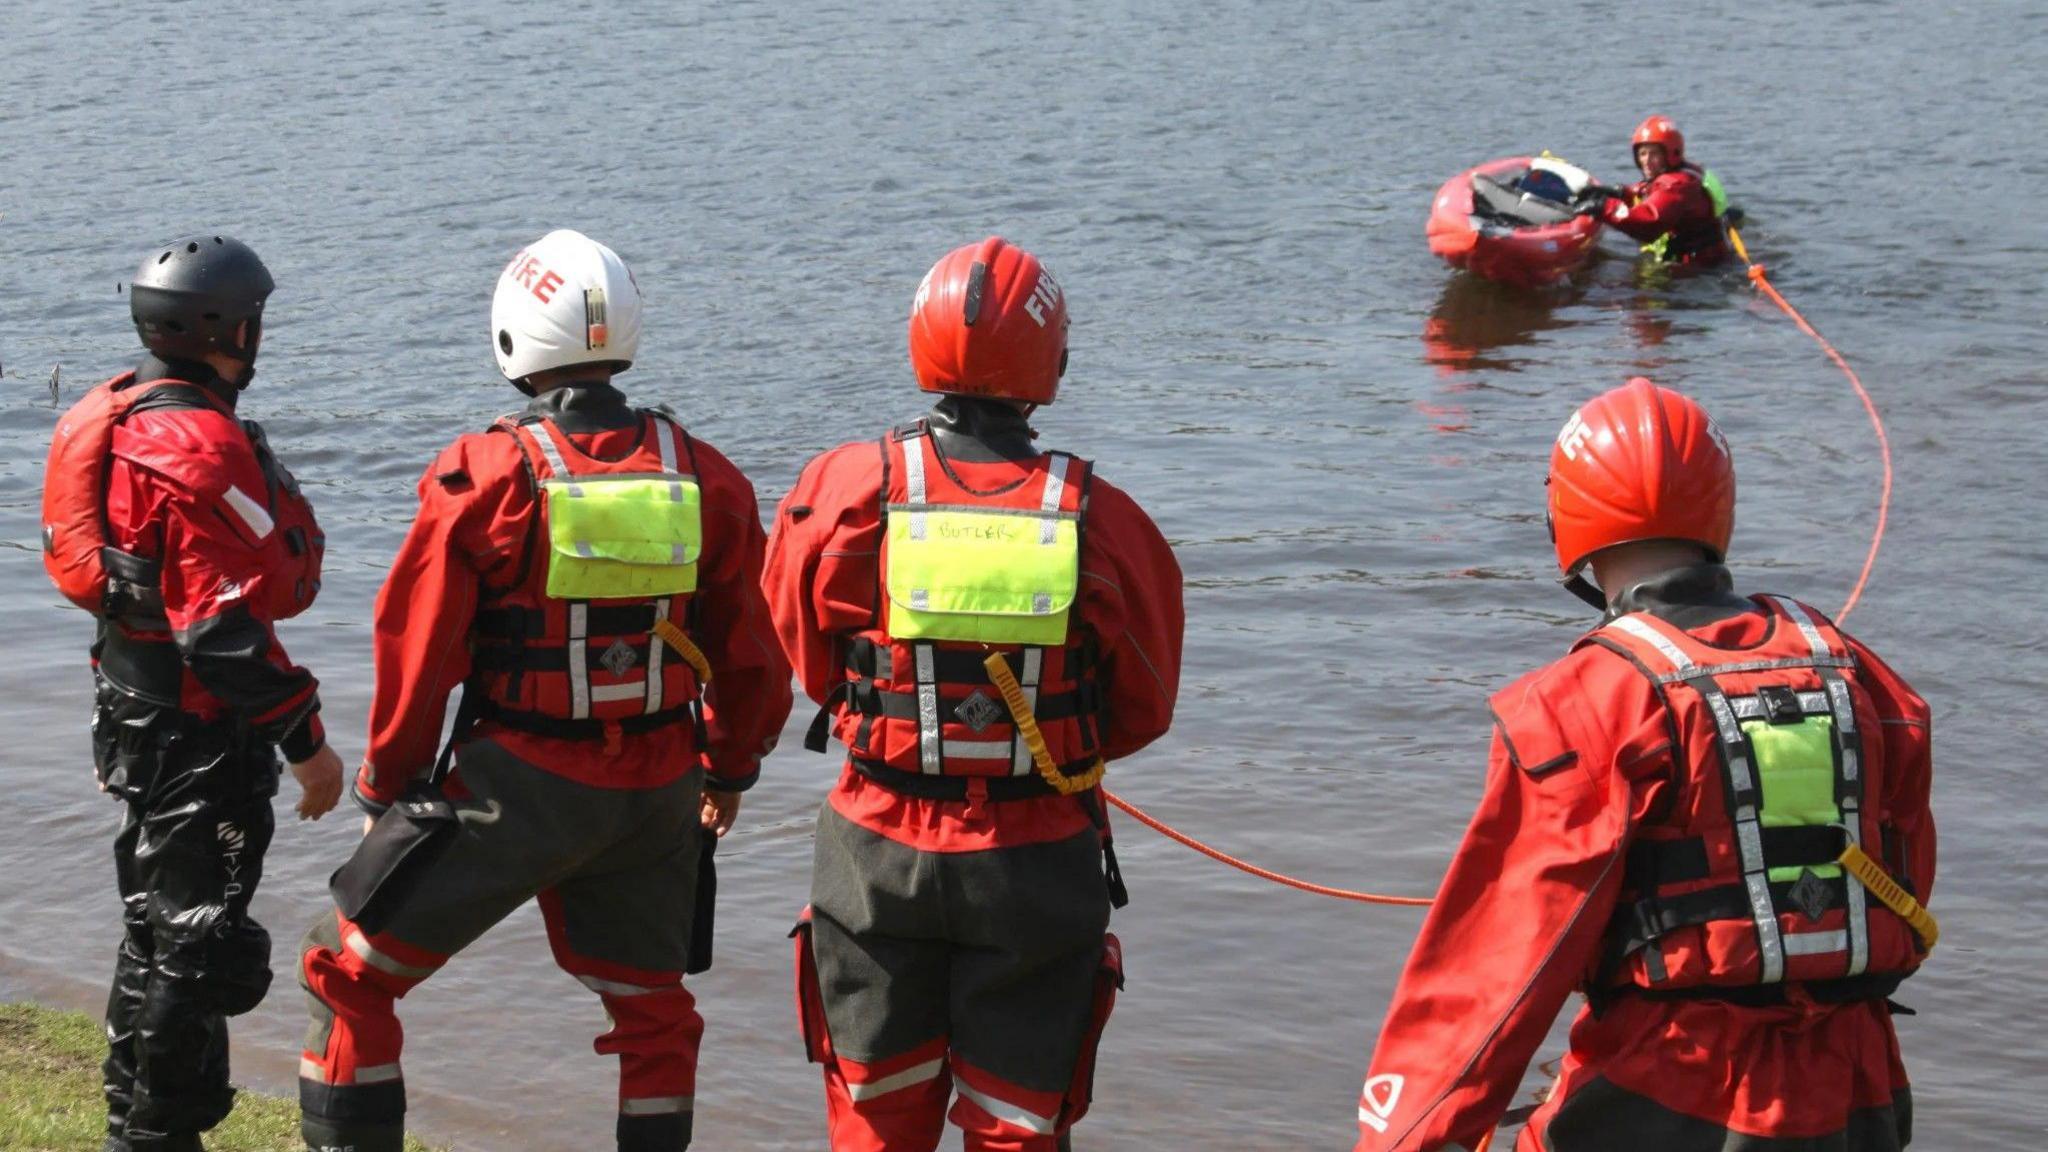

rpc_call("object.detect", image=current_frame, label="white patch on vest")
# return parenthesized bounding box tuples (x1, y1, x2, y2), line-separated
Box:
(222, 484, 275, 541)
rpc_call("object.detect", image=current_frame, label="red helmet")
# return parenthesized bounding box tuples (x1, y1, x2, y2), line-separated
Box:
(909, 236, 1068, 405)
(1632, 115, 1685, 170)
(1548, 377, 1734, 582)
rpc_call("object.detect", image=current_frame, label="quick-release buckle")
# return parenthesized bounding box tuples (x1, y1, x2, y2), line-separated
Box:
(1627, 899, 1665, 955)
(1758, 684, 1805, 725)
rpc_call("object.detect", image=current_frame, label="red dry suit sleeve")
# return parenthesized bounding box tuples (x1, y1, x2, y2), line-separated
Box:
(1076, 478, 1183, 761)
(763, 441, 886, 708)
(1599, 172, 1707, 243)
(1354, 655, 1668, 1152)
(118, 408, 325, 759)
(357, 436, 501, 807)
(1848, 636, 1936, 903)
(687, 440, 793, 791)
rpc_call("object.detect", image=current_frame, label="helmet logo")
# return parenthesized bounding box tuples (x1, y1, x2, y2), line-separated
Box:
(503, 249, 566, 304)
(1023, 269, 1062, 328)
(1557, 409, 1594, 461)
(585, 288, 609, 351)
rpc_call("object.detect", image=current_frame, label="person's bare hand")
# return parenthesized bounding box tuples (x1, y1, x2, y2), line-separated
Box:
(289, 744, 344, 820)
(700, 790, 741, 838)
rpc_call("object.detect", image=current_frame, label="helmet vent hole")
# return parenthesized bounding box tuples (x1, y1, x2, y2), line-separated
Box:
(213, 236, 224, 244)
(164, 320, 185, 332)
(186, 242, 200, 253)
(158, 252, 172, 265)
(498, 330, 514, 355)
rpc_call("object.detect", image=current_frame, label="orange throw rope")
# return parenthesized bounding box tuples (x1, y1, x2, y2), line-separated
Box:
(1098, 788, 1434, 907)
(1727, 226, 1893, 623)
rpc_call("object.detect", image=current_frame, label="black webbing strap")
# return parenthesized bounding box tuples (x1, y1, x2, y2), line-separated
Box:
(476, 700, 696, 742)
(842, 636, 1096, 683)
(846, 756, 1099, 801)
(1606, 873, 1849, 964)
(1625, 825, 1849, 887)
(840, 679, 1099, 725)
(475, 604, 661, 639)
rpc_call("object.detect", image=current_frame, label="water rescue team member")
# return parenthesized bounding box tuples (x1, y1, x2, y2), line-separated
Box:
(41, 235, 343, 1152)
(1583, 116, 1731, 266)
(294, 230, 791, 1152)
(765, 237, 1184, 1151)
(1351, 378, 1933, 1151)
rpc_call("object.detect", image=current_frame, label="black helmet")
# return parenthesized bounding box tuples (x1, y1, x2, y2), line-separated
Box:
(130, 235, 274, 367)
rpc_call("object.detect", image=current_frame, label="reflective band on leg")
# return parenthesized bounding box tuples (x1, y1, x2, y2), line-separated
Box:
(577, 974, 673, 998)
(955, 1082, 1058, 1136)
(645, 597, 669, 715)
(916, 643, 943, 774)
(1011, 647, 1044, 776)
(569, 602, 591, 720)
(299, 1057, 402, 1085)
(1039, 455, 1069, 545)
(844, 1057, 947, 1102)
(621, 1096, 694, 1117)
(343, 928, 438, 981)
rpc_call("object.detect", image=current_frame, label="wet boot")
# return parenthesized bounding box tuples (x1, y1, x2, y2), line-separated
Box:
(618, 1111, 692, 1152)
(300, 1112, 404, 1152)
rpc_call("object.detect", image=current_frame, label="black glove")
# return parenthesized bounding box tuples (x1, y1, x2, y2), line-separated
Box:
(1574, 198, 1606, 218)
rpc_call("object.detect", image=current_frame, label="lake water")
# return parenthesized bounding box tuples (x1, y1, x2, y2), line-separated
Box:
(3, 1, 2044, 1147)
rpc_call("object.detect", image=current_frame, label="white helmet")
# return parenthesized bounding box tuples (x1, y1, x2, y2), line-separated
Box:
(490, 229, 643, 382)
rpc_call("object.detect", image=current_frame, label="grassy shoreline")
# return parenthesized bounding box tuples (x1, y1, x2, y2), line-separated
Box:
(0, 1001, 439, 1151)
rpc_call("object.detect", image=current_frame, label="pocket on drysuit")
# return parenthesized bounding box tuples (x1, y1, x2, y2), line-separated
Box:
(542, 475, 702, 600)
(791, 906, 834, 1065)
(1060, 932, 1125, 1131)
(329, 786, 460, 935)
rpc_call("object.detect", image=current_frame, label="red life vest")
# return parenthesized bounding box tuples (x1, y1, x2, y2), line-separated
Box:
(467, 411, 707, 742)
(42, 370, 324, 624)
(1582, 597, 1924, 1000)
(806, 423, 1105, 800)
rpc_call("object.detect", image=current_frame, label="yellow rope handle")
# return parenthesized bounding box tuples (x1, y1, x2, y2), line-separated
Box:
(1838, 842, 1939, 950)
(983, 652, 1105, 795)
(653, 618, 714, 685)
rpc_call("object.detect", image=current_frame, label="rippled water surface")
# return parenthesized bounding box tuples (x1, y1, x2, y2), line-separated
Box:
(3, 2, 2045, 1147)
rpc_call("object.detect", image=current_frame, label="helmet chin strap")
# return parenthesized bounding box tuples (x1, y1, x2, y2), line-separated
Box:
(1561, 570, 1609, 611)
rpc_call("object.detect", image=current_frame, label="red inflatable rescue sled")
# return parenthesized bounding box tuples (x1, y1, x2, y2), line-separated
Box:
(1427, 155, 1605, 288)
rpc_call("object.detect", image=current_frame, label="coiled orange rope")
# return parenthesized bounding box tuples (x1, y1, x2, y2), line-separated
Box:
(1727, 225, 1893, 623)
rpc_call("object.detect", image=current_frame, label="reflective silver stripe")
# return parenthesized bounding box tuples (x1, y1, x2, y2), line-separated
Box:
(620, 1096, 693, 1116)
(645, 598, 669, 714)
(1782, 930, 1850, 957)
(656, 419, 690, 503)
(222, 484, 276, 540)
(1039, 455, 1069, 545)
(1610, 613, 1786, 984)
(1652, 656, 1854, 684)
(844, 1057, 946, 1101)
(528, 421, 580, 494)
(591, 682, 647, 704)
(943, 741, 1015, 760)
(577, 973, 672, 998)
(344, 928, 437, 981)
(916, 643, 942, 774)
(1012, 647, 1044, 776)
(1608, 614, 1694, 671)
(955, 1081, 1057, 1135)
(1774, 598, 1872, 976)
(355, 1062, 404, 1085)
(568, 602, 591, 719)
(1729, 692, 1832, 719)
(1770, 596, 1834, 660)
(903, 436, 929, 541)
